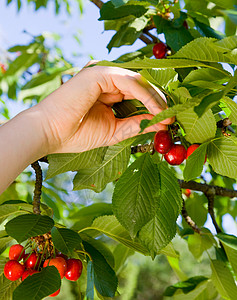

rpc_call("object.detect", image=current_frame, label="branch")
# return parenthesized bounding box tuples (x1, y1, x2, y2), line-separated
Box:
(31, 161, 42, 215)
(90, 0, 103, 9)
(178, 180, 237, 198)
(205, 192, 222, 234)
(181, 199, 201, 233)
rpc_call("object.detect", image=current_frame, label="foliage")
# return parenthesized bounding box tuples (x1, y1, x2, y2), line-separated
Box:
(1, 0, 237, 299)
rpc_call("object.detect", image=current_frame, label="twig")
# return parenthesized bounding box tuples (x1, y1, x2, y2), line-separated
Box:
(205, 192, 222, 233)
(31, 161, 42, 215)
(90, 0, 103, 9)
(181, 199, 201, 233)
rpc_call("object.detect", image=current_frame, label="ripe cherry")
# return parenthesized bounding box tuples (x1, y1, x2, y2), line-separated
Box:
(50, 289, 60, 297)
(22, 269, 39, 281)
(24, 253, 40, 269)
(43, 257, 67, 279)
(4, 260, 25, 281)
(65, 259, 83, 281)
(154, 130, 173, 154)
(0, 63, 6, 74)
(9, 244, 25, 261)
(186, 144, 207, 163)
(164, 144, 187, 165)
(184, 189, 191, 198)
(153, 42, 168, 59)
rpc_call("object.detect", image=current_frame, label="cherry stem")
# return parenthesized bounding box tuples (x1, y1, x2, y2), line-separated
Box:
(76, 250, 93, 262)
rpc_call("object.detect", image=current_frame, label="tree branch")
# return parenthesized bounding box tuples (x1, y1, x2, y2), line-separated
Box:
(90, 0, 103, 9)
(31, 161, 42, 215)
(205, 192, 222, 233)
(181, 199, 201, 233)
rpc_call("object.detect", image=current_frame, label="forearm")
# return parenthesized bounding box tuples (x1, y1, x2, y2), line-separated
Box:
(0, 106, 49, 194)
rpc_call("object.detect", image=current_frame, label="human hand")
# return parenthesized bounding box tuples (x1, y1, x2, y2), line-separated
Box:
(38, 64, 174, 154)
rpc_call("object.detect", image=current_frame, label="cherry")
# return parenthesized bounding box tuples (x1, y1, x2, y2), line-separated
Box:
(184, 189, 191, 198)
(24, 253, 40, 269)
(153, 42, 168, 59)
(0, 63, 6, 74)
(50, 289, 60, 297)
(65, 259, 83, 281)
(186, 144, 207, 163)
(9, 244, 25, 261)
(43, 257, 67, 279)
(21, 269, 39, 281)
(154, 130, 173, 154)
(164, 144, 187, 165)
(4, 260, 25, 281)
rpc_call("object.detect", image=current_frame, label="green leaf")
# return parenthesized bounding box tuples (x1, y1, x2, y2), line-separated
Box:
(47, 147, 107, 179)
(13, 266, 61, 300)
(184, 195, 207, 228)
(194, 91, 224, 117)
(5, 214, 54, 243)
(194, 19, 223, 39)
(211, 259, 237, 300)
(112, 153, 160, 238)
(0, 203, 32, 224)
(222, 96, 237, 124)
(83, 241, 118, 298)
(99, 1, 148, 20)
(207, 137, 237, 179)
(86, 261, 94, 300)
(111, 0, 129, 8)
(51, 227, 82, 256)
(217, 233, 237, 276)
(183, 68, 230, 85)
(0, 236, 13, 255)
(81, 215, 149, 255)
(138, 162, 182, 258)
(73, 138, 132, 192)
(183, 143, 208, 181)
(116, 44, 154, 62)
(177, 108, 216, 144)
(0, 258, 20, 300)
(164, 276, 208, 296)
(188, 230, 215, 259)
(113, 244, 134, 273)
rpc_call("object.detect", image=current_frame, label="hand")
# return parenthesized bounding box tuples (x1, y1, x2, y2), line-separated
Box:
(39, 64, 174, 154)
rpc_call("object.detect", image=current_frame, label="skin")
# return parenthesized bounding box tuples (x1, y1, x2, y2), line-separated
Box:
(0, 64, 174, 194)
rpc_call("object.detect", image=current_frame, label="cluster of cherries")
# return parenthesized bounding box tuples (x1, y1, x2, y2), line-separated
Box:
(154, 130, 204, 165)
(4, 244, 83, 297)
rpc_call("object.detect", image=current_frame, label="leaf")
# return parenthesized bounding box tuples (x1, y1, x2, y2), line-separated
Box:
(5, 214, 54, 243)
(51, 227, 82, 256)
(177, 108, 216, 144)
(138, 162, 182, 258)
(194, 91, 224, 117)
(111, 0, 129, 8)
(46, 147, 107, 179)
(0, 236, 13, 255)
(222, 96, 237, 124)
(217, 233, 237, 276)
(184, 194, 207, 227)
(113, 244, 134, 273)
(116, 44, 154, 62)
(207, 137, 237, 179)
(0, 203, 31, 224)
(13, 266, 61, 300)
(164, 276, 208, 296)
(188, 230, 216, 259)
(112, 153, 160, 238)
(73, 138, 132, 192)
(211, 259, 237, 300)
(0, 258, 20, 300)
(99, 1, 148, 20)
(83, 241, 118, 298)
(81, 215, 149, 255)
(183, 142, 208, 181)
(183, 68, 230, 85)
(86, 261, 94, 300)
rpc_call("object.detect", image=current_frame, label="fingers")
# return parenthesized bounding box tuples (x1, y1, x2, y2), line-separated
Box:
(108, 114, 167, 145)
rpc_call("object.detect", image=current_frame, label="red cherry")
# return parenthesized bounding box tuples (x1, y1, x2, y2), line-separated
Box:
(43, 257, 67, 279)
(186, 144, 207, 163)
(65, 259, 83, 281)
(24, 253, 40, 269)
(9, 244, 25, 261)
(0, 63, 6, 74)
(4, 260, 25, 281)
(164, 144, 187, 165)
(153, 42, 168, 59)
(154, 130, 173, 154)
(21, 269, 39, 281)
(183, 20, 188, 29)
(184, 189, 191, 198)
(50, 289, 60, 297)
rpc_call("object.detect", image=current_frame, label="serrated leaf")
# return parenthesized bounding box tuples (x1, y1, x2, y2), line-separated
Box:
(83, 241, 118, 298)
(194, 91, 224, 117)
(138, 162, 182, 258)
(51, 227, 82, 256)
(184, 143, 208, 181)
(0, 258, 20, 300)
(0, 236, 13, 255)
(113, 244, 134, 273)
(177, 108, 216, 144)
(184, 195, 207, 227)
(188, 230, 215, 259)
(222, 96, 237, 124)
(13, 266, 61, 300)
(211, 259, 237, 300)
(47, 147, 107, 179)
(0, 203, 31, 224)
(5, 214, 54, 243)
(73, 139, 132, 192)
(81, 215, 148, 255)
(207, 137, 237, 179)
(99, 1, 148, 20)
